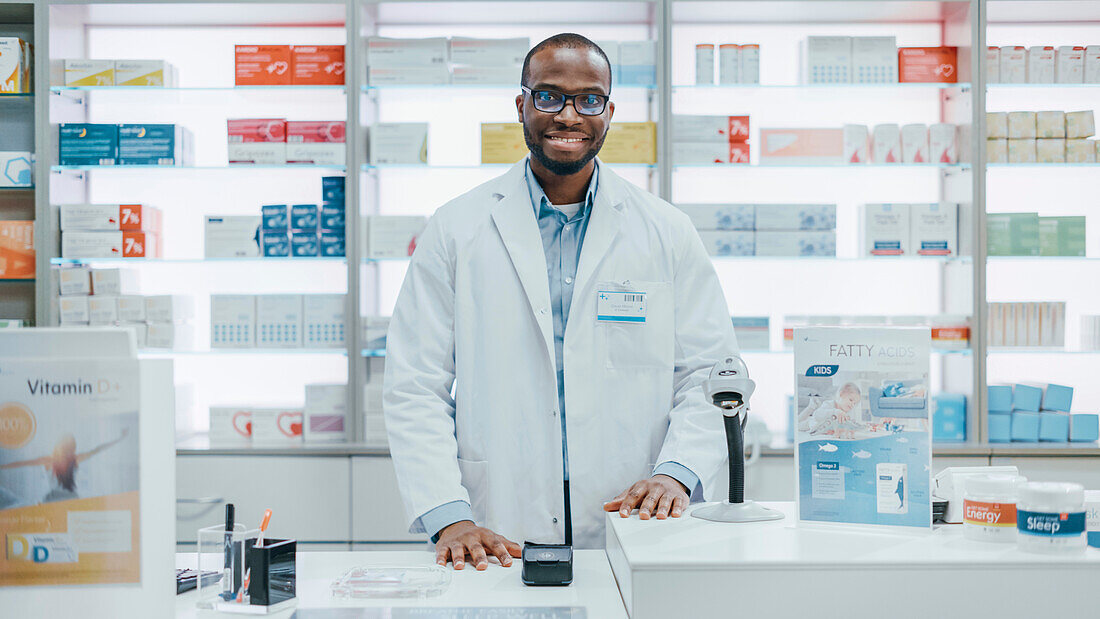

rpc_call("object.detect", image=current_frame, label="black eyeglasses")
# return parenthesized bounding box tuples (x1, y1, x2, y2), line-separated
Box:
(521, 86, 610, 116)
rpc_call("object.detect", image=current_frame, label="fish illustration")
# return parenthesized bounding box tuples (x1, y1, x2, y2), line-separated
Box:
(852, 450, 872, 459)
(896, 437, 909, 443)
(818, 443, 838, 452)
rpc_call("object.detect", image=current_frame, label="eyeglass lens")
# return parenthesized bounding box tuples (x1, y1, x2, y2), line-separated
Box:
(531, 90, 606, 116)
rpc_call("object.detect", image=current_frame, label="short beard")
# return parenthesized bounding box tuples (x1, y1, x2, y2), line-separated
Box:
(524, 125, 606, 176)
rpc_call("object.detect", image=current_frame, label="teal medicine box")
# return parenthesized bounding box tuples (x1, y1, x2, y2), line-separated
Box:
(1042, 383, 1073, 412)
(1070, 414, 1099, 442)
(1011, 411, 1040, 442)
(1013, 384, 1042, 412)
(1039, 412, 1069, 442)
(989, 413, 1012, 443)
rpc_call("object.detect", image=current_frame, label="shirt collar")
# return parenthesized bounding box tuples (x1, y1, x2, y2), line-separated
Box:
(524, 157, 599, 221)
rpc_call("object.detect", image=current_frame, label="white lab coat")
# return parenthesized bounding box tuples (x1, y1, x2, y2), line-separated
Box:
(383, 159, 738, 549)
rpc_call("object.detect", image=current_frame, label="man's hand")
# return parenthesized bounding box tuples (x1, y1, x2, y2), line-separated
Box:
(603, 475, 689, 520)
(435, 521, 522, 571)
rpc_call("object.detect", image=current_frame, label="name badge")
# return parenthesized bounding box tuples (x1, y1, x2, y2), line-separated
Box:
(597, 290, 646, 323)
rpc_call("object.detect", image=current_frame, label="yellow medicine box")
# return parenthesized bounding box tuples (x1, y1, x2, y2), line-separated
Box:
(599, 122, 657, 164)
(481, 123, 527, 164)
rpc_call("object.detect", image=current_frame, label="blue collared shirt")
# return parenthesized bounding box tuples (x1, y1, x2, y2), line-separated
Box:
(418, 160, 699, 541)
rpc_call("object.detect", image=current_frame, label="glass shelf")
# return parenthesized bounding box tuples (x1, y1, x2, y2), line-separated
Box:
(0, 278, 34, 283)
(742, 348, 973, 355)
(52, 257, 347, 266)
(988, 256, 1098, 262)
(362, 349, 386, 357)
(712, 255, 971, 263)
(0, 186, 34, 191)
(674, 82, 971, 90)
(52, 164, 347, 172)
(987, 163, 1100, 169)
(362, 163, 656, 171)
(0, 93, 34, 98)
(362, 257, 412, 264)
(987, 83, 1100, 89)
(363, 83, 655, 91)
(140, 348, 348, 357)
(988, 348, 1100, 355)
(675, 163, 972, 170)
(51, 85, 346, 93)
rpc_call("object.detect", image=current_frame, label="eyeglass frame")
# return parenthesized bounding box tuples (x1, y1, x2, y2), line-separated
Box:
(520, 86, 612, 116)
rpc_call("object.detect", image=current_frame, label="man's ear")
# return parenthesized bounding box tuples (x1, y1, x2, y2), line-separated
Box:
(515, 94, 524, 123)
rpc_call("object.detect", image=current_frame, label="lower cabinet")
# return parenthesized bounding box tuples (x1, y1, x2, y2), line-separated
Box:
(351, 456, 427, 543)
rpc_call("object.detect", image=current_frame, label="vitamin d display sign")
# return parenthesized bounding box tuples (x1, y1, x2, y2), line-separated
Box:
(794, 327, 932, 529)
(0, 359, 141, 586)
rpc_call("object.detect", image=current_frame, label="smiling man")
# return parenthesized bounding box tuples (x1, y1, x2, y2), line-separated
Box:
(383, 34, 739, 571)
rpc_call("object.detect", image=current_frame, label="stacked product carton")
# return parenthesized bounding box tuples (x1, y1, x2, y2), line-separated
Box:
(681, 203, 836, 257)
(986, 110, 1097, 164)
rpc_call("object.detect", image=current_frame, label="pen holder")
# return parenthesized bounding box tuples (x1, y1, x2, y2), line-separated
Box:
(245, 538, 297, 606)
(195, 524, 260, 610)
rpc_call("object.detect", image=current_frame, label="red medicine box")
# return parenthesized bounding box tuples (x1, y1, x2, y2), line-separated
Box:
(291, 45, 345, 85)
(235, 45, 292, 86)
(898, 47, 959, 83)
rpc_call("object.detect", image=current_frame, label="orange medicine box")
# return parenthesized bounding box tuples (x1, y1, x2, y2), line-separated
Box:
(291, 45, 345, 85)
(235, 45, 291, 86)
(899, 47, 958, 83)
(0, 220, 34, 279)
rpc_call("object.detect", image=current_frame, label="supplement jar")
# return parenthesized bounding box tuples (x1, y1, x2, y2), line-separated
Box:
(1016, 481, 1087, 553)
(963, 474, 1023, 542)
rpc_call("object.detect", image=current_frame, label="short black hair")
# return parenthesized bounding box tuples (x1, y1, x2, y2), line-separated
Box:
(520, 33, 612, 93)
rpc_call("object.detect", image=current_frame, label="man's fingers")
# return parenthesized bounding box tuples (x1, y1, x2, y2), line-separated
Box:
(619, 484, 646, 517)
(604, 489, 628, 511)
(671, 494, 687, 518)
(436, 544, 449, 567)
(503, 539, 523, 558)
(638, 488, 663, 521)
(488, 540, 513, 567)
(469, 542, 489, 571)
(655, 492, 674, 520)
(449, 543, 466, 570)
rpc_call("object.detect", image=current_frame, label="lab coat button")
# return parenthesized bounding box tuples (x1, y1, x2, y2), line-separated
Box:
(553, 518, 559, 523)
(564, 277, 573, 284)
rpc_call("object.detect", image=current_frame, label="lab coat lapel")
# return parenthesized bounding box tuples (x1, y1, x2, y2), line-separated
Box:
(489, 162, 556, 370)
(574, 161, 625, 297)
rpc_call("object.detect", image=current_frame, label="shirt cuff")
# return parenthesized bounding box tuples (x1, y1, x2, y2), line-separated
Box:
(418, 501, 474, 543)
(653, 462, 701, 496)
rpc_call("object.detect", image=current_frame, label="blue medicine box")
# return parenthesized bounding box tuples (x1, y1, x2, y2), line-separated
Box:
(262, 205, 289, 231)
(118, 124, 183, 165)
(620, 64, 656, 86)
(59, 123, 118, 166)
(261, 232, 290, 257)
(988, 385, 1013, 413)
(291, 204, 318, 231)
(1042, 383, 1073, 413)
(933, 393, 967, 442)
(1038, 412, 1069, 442)
(319, 231, 345, 257)
(291, 232, 319, 257)
(320, 203, 345, 231)
(1070, 414, 1099, 442)
(988, 413, 1012, 443)
(322, 176, 345, 202)
(1011, 411, 1040, 442)
(1013, 384, 1042, 413)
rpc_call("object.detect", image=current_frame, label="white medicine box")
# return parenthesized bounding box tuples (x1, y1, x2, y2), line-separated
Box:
(303, 294, 346, 348)
(802, 36, 852, 84)
(851, 36, 897, 84)
(91, 268, 138, 296)
(256, 294, 303, 348)
(204, 215, 260, 258)
(211, 294, 256, 348)
(368, 123, 428, 165)
(250, 407, 304, 445)
(88, 295, 119, 325)
(145, 294, 193, 323)
(209, 407, 252, 447)
(999, 46, 1027, 83)
(58, 266, 92, 296)
(910, 203, 958, 257)
(863, 204, 911, 257)
(304, 384, 347, 443)
(364, 215, 428, 259)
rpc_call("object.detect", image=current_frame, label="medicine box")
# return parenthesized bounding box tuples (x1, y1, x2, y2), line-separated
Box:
(737, 44, 760, 84)
(988, 385, 1013, 412)
(114, 60, 174, 87)
(367, 66, 450, 86)
(863, 204, 911, 256)
(290, 204, 318, 231)
(451, 66, 522, 85)
(145, 294, 193, 322)
(59, 123, 118, 166)
(211, 295, 255, 348)
(852, 36, 897, 83)
(987, 47, 1001, 83)
(1039, 216, 1086, 257)
(261, 232, 290, 257)
(146, 323, 193, 350)
(1011, 412, 1040, 442)
(673, 115, 750, 143)
(117, 295, 146, 322)
(204, 215, 260, 258)
(619, 41, 657, 85)
(1066, 111, 1095, 139)
(209, 407, 252, 447)
(754, 204, 835, 231)
(319, 231, 345, 257)
(234, 45, 291, 86)
(1087, 46, 1100, 82)
(91, 268, 138, 296)
(262, 205, 289, 231)
(932, 393, 967, 442)
(1007, 139, 1037, 164)
(712, 44, 733, 84)
(0, 38, 30, 93)
(843, 124, 869, 163)
(898, 47, 958, 83)
(929, 123, 957, 163)
(286, 121, 346, 166)
(1067, 139, 1096, 163)
(999, 46, 1027, 83)
(322, 177, 345, 202)
(901, 124, 929, 163)
(911, 203, 957, 257)
(987, 212, 1039, 256)
(64, 59, 114, 86)
(58, 266, 92, 295)
(228, 119, 286, 165)
(671, 142, 749, 164)
(987, 139, 1008, 163)
(304, 294, 345, 348)
(61, 231, 159, 258)
(872, 124, 901, 163)
(697, 231, 754, 257)
(369, 123, 428, 165)
(1014, 383, 1043, 412)
(988, 413, 1011, 443)
(88, 295, 119, 325)
(0, 151, 32, 187)
(250, 408, 303, 445)
(290, 45, 345, 85)
(118, 124, 191, 166)
(366, 37, 448, 67)
(1036, 111, 1066, 139)
(677, 204, 754, 231)
(987, 112, 1008, 139)
(304, 384, 347, 443)
(1070, 414, 1099, 442)
(1056, 46, 1085, 83)
(754, 230, 836, 257)
(320, 204, 345, 231)
(802, 36, 852, 84)
(256, 294, 302, 348)
(1007, 112, 1037, 139)
(1027, 47, 1056, 83)
(1037, 139, 1066, 163)
(363, 315, 389, 351)
(480, 123, 526, 164)
(449, 37, 528, 66)
(1038, 412, 1069, 442)
(60, 204, 161, 232)
(759, 128, 843, 164)
(731, 316, 769, 350)
(1042, 383, 1074, 412)
(364, 215, 428, 259)
(0, 220, 32, 279)
(291, 232, 319, 257)
(58, 295, 90, 324)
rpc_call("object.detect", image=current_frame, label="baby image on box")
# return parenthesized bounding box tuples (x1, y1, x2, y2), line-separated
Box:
(797, 374, 927, 441)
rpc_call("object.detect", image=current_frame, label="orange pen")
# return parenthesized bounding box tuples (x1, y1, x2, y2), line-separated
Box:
(255, 509, 273, 548)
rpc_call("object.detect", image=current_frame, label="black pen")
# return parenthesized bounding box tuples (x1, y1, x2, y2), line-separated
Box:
(223, 503, 235, 600)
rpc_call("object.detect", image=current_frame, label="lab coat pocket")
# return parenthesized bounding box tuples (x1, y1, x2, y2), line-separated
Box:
(598, 280, 674, 369)
(457, 458, 489, 526)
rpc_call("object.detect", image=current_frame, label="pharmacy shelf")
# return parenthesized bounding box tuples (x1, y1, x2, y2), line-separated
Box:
(51, 257, 347, 266)
(362, 349, 386, 357)
(51, 164, 347, 172)
(988, 348, 1100, 355)
(674, 163, 972, 170)
(673, 82, 971, 90)
(361, 347, 972, 357)
(987, 256, 1098, 262)
(987, 163, 1100, 169)
(363, 84, 655, 91)
(711, 256, 972, 263)
(50, 85, 346, 93)
(987, 83, 1100, 89)
(139, 349, 348, 357)
(361, 163, 657, 171)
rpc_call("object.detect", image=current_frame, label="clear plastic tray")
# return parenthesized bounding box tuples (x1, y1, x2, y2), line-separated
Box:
(330, 566, 452, 599)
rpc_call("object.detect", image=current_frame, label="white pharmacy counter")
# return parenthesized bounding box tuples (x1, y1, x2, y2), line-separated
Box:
(175, 550, 627, 618)
(606, 501, 1100, 618)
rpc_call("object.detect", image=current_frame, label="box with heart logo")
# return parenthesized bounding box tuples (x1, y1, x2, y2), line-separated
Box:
(898, 47, 958, 83)
(235, 45, 291, 85)
(290, 45, 344, 85)
(250, 408, 303, 445)
(209, 407, 252, 447)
